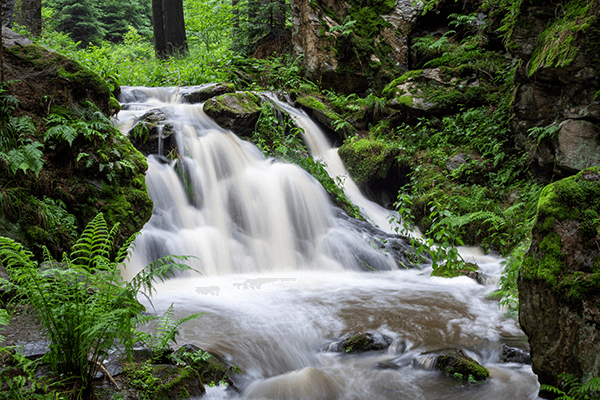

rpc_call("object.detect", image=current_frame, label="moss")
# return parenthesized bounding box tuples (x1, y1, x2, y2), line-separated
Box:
(436, 350, 489, 382)
(522, 166, 600, 298)
(296, 95, 337, 119)
(431, 262, 479, 278)
(382, 70, 424, 97)
(338, 139, 396, 185)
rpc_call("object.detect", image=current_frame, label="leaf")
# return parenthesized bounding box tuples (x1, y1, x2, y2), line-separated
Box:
(45, 124, 78, 146)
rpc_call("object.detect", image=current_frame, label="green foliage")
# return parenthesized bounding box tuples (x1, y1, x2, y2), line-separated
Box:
(528, 0, 599, 76)
(0, 85, 45, 177)
(329, 16, 357, 37)
(185, 0, 232, 52)
(136, 304, 204, 362)
(0, 213, 196, 397)
(540, 373, 600, 400)
(232, 0, 291, 55)
(528, 123, 560, 146)
(44, 106, 113, 147)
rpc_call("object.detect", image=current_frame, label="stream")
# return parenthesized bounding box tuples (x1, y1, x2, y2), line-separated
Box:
(115, 86, 540, 400)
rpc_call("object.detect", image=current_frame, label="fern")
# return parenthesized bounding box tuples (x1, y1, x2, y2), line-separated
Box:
(540, 373, 600, 400)
(45, 123, 78, 146)
(0, 213, 198, 396)
(1, 141, 45, 177)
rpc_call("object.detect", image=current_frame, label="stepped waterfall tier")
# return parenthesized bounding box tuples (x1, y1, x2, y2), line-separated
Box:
(115, 87, 540, 399)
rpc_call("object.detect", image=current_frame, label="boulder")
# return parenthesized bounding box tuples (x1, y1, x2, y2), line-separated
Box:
(128, 109, 177, 157)
(436, 350, 489, 382)
(555, 119, 600, 172)
(320, 331, 392, 353)
(430, 262, 485, 284)
(519, 166, 600, 396)
(203, 92, 262, 138)
(337, 138, 406, 206)
(179, 83, 236, 104)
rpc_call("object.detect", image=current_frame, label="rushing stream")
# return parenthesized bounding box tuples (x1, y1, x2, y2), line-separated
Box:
(115, 86, 540, 399)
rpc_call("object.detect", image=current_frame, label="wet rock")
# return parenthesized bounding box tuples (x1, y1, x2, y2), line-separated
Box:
(127, 109, 177, 157)
(519, 166, 600, 394)
(320, 332, 393, 353)
(430, 262, 485, 284)
(244, 367, 343, 400)
(436, 350, 489, 382)
(203, 92, 262, 138)
(173, 344, 236, 389)
(180, 83, 236, 104)
(501, 345, 531, 364)
(388, 337, 408, 355)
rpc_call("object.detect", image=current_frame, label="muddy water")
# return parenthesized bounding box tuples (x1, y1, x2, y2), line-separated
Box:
(116, 87, 540, 400)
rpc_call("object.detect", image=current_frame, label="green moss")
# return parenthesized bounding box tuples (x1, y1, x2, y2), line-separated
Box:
(296, 96, 340, 121)
(383, 70, 424, 96)
(338, 139, 396, 185)
(437, 350, 489, 382)
(431, 262, 479, 278)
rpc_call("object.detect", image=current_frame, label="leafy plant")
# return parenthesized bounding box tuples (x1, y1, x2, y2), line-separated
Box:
(0, 213, 196, 398)
(540, 373, 600, 400)
(330, 16, 357, 37)
(136, 303, 204, 362)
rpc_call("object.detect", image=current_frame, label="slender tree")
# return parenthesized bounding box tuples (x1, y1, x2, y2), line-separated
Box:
(152, 0, 188, 58)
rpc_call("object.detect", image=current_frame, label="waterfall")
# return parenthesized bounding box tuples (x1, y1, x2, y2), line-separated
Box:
(116, 87, 403, 279)
(115, 87, 539, 400)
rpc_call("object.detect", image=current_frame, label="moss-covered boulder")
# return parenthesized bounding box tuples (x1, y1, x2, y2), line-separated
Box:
(431, 262, 484, 283)
(0, 29, 152, 258)
(436, 350, 489, 382)
(203, 92, 262, 138)
(337, 138, 406, 205)
(383, 68, 490, 117)
(295, 95, 348, 143)
(180, 83, 236, 104)
(320, 331, 392, 353)
(519, 166, 600, 396)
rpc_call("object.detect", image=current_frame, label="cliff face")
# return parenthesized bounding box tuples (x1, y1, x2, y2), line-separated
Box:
(0, 28, 153, 257)
(519, 167, 600, 395)
(510, 0, 600, 179)
(290, 0, 422, 94)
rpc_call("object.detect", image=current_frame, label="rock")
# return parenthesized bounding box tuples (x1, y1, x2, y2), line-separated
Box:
(510, 1, 600, 176)
(519, 166, 600, 396)
(383, 68, 488, 116)
(179, 83, 236, 104)
(446, 153, 468, 172)
(500, 344, 531, 364)
(555, 119, 600, 172)
(16, 340, 50, 360)
(203, 92, 262, 138)
(295, 95, 347, 144)
(172, 344, 236, 388)
(337, 138, 408, 207)
(290, 0, 421, 94)
(436, 350, 489, 382)
(2, 26, 32, 47)
(127, 109, 177, 157)
(244, 367, 343, 400)
(430, 262, 485, 284)
(320, 332, 393, 353)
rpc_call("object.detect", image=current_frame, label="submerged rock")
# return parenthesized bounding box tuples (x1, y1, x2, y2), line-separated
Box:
(127, 108, 177, 157)
(320, 332, 393, 353)
(436, 350, 489, 382)
(244, 367, 343, 400)
(519, 166, 600, 393)
(180, 83, 236, 104)
(430, 262, 485, 284)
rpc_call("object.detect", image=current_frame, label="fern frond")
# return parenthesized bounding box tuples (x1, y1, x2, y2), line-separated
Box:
(9, 115, 36, 135)
(45, 124, 78, 147)
(70, 213, 113, 271)
(129, 255, 197, 299)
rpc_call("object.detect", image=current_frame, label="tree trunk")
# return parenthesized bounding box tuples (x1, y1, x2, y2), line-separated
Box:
(232, 0, 239, 34)
(2, 0, 15, 28)
(152, 0, 187, 59)
(16, 0, 41, 36)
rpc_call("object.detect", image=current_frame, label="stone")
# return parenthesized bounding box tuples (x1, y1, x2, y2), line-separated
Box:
(179, 83, 236, 104)
(436, 350, 489, 382)
(555, 119, 600, 172)
(501, 344, 531, 364)
(127, 109, 177, 157)
(203, 92, 262, 138)
(320, 331, 393, 353)
(244, 367, 343, 400)
(519, 167, 600, 396)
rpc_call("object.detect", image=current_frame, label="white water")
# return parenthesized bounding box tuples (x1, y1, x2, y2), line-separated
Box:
(116, 87, 540, 400)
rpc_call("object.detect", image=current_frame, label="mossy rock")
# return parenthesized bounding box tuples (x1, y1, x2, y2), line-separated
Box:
(203, 92, 262, 138)
(436, 350, 489, 382)
(338, 138, 399, 184)
(521, 166, 600, 298)
(180, 83, 236, 104)
(173, 344, 235, 387)
(295, 95, 349, 141)
(431, 262, 484, 283)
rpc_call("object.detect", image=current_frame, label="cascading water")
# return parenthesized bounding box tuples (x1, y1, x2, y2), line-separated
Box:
(116, 86, 540, 400)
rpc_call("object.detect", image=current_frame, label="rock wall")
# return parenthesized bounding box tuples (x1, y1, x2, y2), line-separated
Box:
(519, 167, 600, 395)
(510, 0, 600, 178)
(290, 0, 422, 94)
